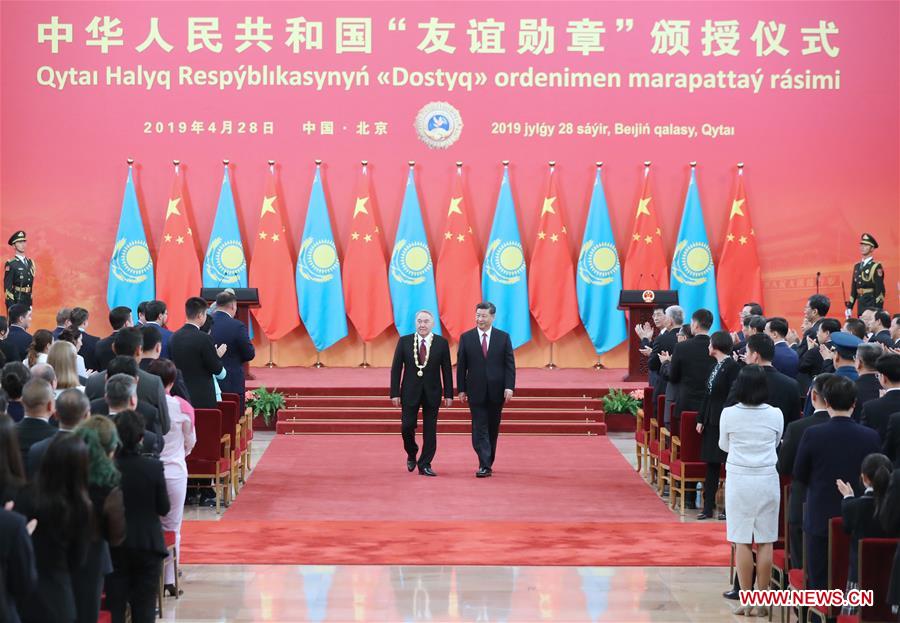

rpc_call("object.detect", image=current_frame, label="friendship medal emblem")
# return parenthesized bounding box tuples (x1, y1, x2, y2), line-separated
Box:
(415, 102, 463, 149)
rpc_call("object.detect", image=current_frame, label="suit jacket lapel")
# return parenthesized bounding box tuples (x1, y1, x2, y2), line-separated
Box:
(486, 329, 500, 359)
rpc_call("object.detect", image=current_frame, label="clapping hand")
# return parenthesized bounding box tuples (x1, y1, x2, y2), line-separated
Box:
(504, 389, 513, 403)
(836, 479, 855, 498)
(658, 350, 672, 364)
(786, 328, 800, 345)
(806, 336, 817, 351)
(216, 343, 228, 358)
(4, 501, 37, 535)
(639, 346, 652, 357)
(819, 343, 834, 361)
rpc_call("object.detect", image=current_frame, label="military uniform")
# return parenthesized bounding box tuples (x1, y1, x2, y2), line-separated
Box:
(4, 231, 34, 311)
(847, 233, 885, 315)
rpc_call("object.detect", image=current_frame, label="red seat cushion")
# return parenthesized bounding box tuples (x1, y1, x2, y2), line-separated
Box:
(98, 612, 112, 623)
(649, 440, 659, 456)
(659, 450, 672, 467)
(164, 530, 176, 548)
(836, 616, 860, 623)
(186, 457, 230, 474)
(670, 459, 705, 479)
(772, 548, 786, 570)
(788, 568, 805, 590)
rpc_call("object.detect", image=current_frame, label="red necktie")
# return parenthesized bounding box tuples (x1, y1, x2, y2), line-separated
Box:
(481, 332, 488, 357)
(419, 338, 427, 365)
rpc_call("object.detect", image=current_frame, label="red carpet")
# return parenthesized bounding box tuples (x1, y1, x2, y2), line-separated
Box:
(181, 435, 729, 566)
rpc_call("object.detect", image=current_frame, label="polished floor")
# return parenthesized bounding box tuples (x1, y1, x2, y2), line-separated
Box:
(167, 433, 734, 621)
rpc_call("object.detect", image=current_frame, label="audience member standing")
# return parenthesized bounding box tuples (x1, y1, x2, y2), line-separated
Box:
(719, 365, 784, 616)
(170, 297, 225, 409)
(4, 305, 32, 363)
(837, 453, 891, 586)
(853, 342, 884, 419)
(766, 317, 799, 378)
(1, 363, 29, 422)
(0, 505, 37, 623)
(94, 307, 133, 372)
(728, 334, 801, 427)
(26, 388, 89, 478)
(69, 308, 100, 373)
(863, 353, 900, 441)
(0, 415, 25, 504)
(209, 291, 255, 407)
(793, 376, 881, 589)
(697, 330, 739, 520)
(22, 329, 51, 370)
(147, 358, 195, 595)
(106, 410, 171, 623)
(14, 379, 55, 467)
(143, 300, 173, 359)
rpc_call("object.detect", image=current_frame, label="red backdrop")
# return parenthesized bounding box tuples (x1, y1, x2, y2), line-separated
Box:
(2, 2, 897, 367)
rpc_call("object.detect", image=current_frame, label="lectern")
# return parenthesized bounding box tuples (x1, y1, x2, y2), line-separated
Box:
(618, 290, 679, 382)
(201, 288, 260, 379)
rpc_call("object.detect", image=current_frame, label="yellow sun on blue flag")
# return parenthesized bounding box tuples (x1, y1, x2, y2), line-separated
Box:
(107, 164, 154, 320)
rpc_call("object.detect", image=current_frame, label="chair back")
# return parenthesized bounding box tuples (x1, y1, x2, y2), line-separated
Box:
(217, 399, 244, 452)
(677, 411, 702, 461)
(187, 408, 224, 463)
(220, 392, 241, 406)
(858, 537, 900, 622)
(825, 516, 850, 614)
(641, 387, 654, 429)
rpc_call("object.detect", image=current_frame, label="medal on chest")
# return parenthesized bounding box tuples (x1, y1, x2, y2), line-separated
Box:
(414, 337, 429, 377)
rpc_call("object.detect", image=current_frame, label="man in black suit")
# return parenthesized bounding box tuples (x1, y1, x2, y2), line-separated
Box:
(4, 304, 32, 363)
(854, 342, 884, 420)
(457, 302, 515, 478)
(390, 310, 453, 477)
(70, 307, 100, 372)
(728, 333, 802, 427)
(143, 300, 174, 359)
(138, 324, 190, 402)
(14, 378, 55, 466)
(665, 308, 716, 422)
(636, 306, 666, 388)
(85, 329, 170, 434)
(26, 388, 89, 477)
(170, 297, 225, 409)
(789, 294, 830, 359)
(766, 317, 800, 378)
(793, 375, 881, 589)
(890, 313, 900, 348)
(730, 301, 763, 353)
(796, 317, 841, 395)
(777, 373, 833, 569)
(92, 373, 164, 457)
(639, 306, 680, 402)
(50, 307, 71, 339)
(864, 353, 900, 442)
(209, 290, 255, 405)
(0, 316, 19, 365)
(868, 310, 894, 347)
(94, 306, 134, 371)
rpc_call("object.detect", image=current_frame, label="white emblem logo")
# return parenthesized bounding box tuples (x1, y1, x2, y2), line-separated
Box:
(415, 102, 463, 149)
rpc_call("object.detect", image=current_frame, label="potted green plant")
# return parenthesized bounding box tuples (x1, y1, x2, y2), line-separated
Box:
(246, 386, 286, 430)
(601, 388, 643, 433)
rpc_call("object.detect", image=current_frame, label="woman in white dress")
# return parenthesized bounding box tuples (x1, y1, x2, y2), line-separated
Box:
(147, 358, 196, 597)
(719, 364, 784, 616)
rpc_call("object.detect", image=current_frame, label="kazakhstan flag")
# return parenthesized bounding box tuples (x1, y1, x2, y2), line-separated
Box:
(671, 168, 721, 331)
(577, 167, 627, 355)
(204, 166, 247, 289)
(296, 165, 348, 351)
(107, 165, 155, 321)
(482, 168, 531, 349)
(389, 168, 441, 336)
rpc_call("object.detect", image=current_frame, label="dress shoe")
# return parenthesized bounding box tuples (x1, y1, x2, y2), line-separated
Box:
(696, 511, 712, 520)
(164, 584, 183, 597)
(418, 467, 437, 477)
(476, 467, 492, 478)
(722, 588, 740, 600)
(718, 512, 727, 521)
(407, 460, 416, 472)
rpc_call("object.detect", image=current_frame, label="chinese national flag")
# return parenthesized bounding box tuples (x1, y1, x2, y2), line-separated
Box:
(248, 171, 299, 340)
(435, 170, 481, 342)
(623, 166, 668, 290)
(155, 168, 201, 329)
(717, 170, 762, 331)
(529, 167, 580, 342)
(342, 166, 393, 342)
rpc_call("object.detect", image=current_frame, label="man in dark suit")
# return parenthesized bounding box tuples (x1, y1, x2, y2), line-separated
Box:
(639, 307, 680, 402)
(208, 290, 255, 405)
(730, 301, 763, 353)
(891, 313, 900, 348)
(91, 373, 164, 456)
(94, 306, 134, 372)
(766, 317, 800, 378)
(868, 310, 894, 347)
(728, 333, 802, 427)
(138, 324, 190, 402)
(0, 316, 19, 365)
(864, 353, 900, 441)
(797, 318, 841, 395)
(14, 378, 55, 466)
(26, 388, 89, 478)
(666, 308, 716, 421)
(69, 307, 100, 372)
(170, 297, 224, 409)
(777, 373, 833, 569)
(50, 307, 71, 339)
(143, 300, 173, 359)
(854, 342, 884, 419)
(4, 304, 32, 363)
(457, 302, 515, 478)
(793, 375, 881, 589)
(390, 310, 453, 477)
(636, 306, 666, 388)
(790, 294, 830, 358)
(85, 328, 170, 434)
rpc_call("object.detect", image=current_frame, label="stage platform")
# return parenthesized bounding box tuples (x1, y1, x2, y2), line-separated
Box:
(247, 367, 648, 435)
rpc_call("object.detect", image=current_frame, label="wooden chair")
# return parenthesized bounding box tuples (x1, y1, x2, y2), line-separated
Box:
(220, 392, 249, 484)
(808, 517, 851, 623)
(216, 399, 242, 498)
(634, 386, 654, 476)
(857, 537, 900, 622)
(647, 394, 665, 488)
(668, 411, 704, 513)
(186, 408, 231, 514)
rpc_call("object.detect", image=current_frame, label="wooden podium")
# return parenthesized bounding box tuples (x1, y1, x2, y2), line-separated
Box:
(201, 287, 260, 379)
(617, 290, 679, 382)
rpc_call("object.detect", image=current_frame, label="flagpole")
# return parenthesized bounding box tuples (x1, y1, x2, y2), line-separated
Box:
(358, 342, 371, 368)
(313, 352, 325, 368)
(592, 161, 607, 371)
(265, 341, 276, 368)
(543, 160, 559, 370)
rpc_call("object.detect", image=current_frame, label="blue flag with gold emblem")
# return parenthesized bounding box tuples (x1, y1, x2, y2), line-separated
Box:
(482, 167, 531, 349)
(296, 165, 348, 351)
(204, 166, 247, 289)
(671, 168, 720, 331)
(577, 167, 627, 355)
(389, 168, 441, 335)
(107, 165, 155, 320)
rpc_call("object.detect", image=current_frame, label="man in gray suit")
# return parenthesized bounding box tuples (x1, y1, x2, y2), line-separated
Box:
(84, 327, 169, 433)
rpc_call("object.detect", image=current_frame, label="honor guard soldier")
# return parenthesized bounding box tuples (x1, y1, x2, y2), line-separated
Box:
(846, 233, 885, 316)
(4, 230, 35, 312)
